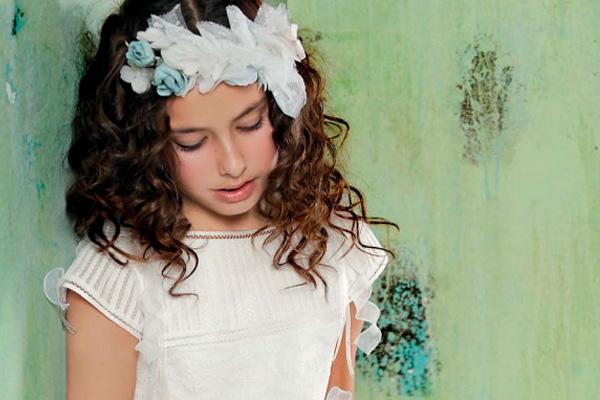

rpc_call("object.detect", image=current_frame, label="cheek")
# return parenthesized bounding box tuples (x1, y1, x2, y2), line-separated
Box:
(175, 152, 213, 188)
(247, 128, 278, 169)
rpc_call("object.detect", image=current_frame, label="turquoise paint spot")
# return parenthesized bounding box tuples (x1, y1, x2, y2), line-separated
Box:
(12, 6, 26, 36)
(36, 181, 46, 201)
(356, 273, 440, 396)
(22, 135, 43, 169)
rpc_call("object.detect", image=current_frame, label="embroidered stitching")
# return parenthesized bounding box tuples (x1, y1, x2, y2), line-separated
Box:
(184, 226, 276, 240)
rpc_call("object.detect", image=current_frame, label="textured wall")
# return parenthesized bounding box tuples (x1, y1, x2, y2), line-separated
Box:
(2, 0, 599, 399)
(288, 0, 600, 399)
(0, 1, 118, 399)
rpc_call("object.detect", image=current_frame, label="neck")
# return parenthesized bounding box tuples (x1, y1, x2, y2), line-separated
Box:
(185, 211, 273, 232)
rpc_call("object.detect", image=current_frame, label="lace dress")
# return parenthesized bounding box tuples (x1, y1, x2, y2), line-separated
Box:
(43, 217, 389, 400)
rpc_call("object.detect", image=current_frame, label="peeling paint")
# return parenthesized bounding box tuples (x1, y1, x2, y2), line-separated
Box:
(457, 34, 513, 166)
(5, 64, 16, 104)
(12, 6, 26, 36)
(5, 81, 16, 104)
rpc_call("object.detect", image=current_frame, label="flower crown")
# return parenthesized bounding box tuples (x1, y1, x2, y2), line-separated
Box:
(119, 2, 307, 119)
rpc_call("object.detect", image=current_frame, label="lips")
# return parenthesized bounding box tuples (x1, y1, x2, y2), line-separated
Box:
(213, 178, 256, 203)
(218, 179, 252, 191)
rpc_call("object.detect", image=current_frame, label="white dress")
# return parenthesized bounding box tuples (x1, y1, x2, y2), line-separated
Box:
(43, 216, 389, 400)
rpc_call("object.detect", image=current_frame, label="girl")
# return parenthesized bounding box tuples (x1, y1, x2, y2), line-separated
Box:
(43, 1, 398, 399)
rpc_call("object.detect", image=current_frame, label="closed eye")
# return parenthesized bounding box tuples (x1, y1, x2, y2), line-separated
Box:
(174, 113, 266, 152)
(174, 137, 207, 152)
(239, 114, 265, 132)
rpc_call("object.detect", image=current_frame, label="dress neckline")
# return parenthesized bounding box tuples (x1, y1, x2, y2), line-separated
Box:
(184, 225, 276, 239)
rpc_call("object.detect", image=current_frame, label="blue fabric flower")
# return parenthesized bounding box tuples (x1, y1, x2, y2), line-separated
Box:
(152, 64, 188, 96)
(126, 40, 156, 68)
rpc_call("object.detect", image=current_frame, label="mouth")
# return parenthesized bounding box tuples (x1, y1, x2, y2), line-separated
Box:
(216, 179, 254, 191)
(213, 178, 257, 203)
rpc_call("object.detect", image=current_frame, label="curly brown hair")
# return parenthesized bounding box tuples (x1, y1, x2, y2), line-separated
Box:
(65, 0, 399, 301)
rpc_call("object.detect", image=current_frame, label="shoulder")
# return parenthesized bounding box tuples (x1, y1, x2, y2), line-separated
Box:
(326, 212, 390, 293)
(67, 227, 146, 285)
(58, 227, 147, 340)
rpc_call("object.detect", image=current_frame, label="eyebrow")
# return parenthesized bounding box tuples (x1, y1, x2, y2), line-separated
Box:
(169, 96, 267, 134)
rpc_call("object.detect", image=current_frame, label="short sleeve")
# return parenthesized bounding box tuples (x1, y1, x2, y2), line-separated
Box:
(343, 220, 389, 299)
(43, 238, 145, 340)
(331, 218, 390, 378)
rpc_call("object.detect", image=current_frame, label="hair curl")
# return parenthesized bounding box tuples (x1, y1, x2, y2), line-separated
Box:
(65, 0, 400, 302)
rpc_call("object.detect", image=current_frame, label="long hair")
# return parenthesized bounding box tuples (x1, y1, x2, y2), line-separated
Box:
(65, 0, 400, 300)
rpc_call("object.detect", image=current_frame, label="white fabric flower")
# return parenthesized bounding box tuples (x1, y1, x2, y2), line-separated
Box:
(290, 23, 306, 60)
(121, 2, 308, 118)
(120, 65, 153, 93)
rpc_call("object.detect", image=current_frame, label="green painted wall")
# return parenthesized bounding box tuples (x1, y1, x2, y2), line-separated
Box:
(288, 0, 600, 399)
(1, 0, 598, 399)
(1, 1, 117, 398)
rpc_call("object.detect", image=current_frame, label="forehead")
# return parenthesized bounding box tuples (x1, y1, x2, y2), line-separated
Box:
(166, 81, 266, 127)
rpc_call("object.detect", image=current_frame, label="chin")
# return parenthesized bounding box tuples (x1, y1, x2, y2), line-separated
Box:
(212, 200, 258, 216)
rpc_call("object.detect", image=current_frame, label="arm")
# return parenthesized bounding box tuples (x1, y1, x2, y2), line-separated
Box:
(66, 290, 139, 400)
(325, 301, 364, 397)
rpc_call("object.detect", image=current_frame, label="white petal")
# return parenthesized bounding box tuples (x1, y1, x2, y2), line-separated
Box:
(120, 65, 136, 83)
(225, 5, 255, 47)
(131, 76, 151, 93)
(161, 42, 205, 76)
(137, 27, 164, 46)
(295, 40, 306, 60)
(121, 66, 153, 93)
(197, 76, 217, 93)
(222, 64, 257, 86)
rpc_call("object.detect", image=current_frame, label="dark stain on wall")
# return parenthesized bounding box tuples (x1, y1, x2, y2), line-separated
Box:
(357, 248, 439, 396)
(457, 35, 513, 165)
(299, 29, 322, 47)
(12, 5, 26, 36)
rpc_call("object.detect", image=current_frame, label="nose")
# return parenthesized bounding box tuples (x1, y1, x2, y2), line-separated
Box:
(216, 135, 246, 179)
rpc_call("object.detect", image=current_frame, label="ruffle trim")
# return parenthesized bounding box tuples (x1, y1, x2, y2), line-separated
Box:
(326, 385, 353, 400)
(332, 274, 383, 378)
(43, 267, 77, 335)
(134, 275, 168, 400)
(326, 271, 383, 400)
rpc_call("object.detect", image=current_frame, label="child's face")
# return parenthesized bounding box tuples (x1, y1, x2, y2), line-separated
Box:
(166, 81, 278, 228)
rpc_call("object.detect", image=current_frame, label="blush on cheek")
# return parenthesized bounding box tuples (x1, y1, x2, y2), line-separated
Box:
(249, 129, 277, 169)
(175, 152, 214, 190)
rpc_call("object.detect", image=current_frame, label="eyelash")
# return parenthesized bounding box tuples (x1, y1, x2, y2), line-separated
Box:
(176, 115, 265, 152)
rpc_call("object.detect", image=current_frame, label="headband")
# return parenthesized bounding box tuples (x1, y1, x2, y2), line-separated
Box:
(119, 2, 307, 119)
